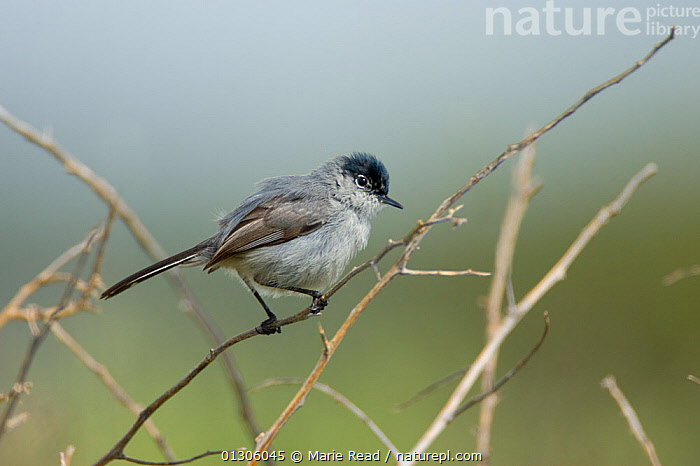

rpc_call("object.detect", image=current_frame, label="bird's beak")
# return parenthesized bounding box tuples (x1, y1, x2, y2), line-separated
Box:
(378, 195, 403, 209)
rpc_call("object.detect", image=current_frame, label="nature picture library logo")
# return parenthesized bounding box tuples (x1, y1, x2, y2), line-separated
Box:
(485, 1, 700, 38)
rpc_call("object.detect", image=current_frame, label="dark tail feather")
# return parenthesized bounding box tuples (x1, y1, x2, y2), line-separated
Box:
(101, 245, 204, 299)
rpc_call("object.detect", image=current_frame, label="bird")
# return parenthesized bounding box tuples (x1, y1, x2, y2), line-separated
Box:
(101, 153, 402, 334)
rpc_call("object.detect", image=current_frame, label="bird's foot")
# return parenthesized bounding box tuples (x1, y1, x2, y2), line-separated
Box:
(310, 295, 328, 314)
(258, 317, 281, 335)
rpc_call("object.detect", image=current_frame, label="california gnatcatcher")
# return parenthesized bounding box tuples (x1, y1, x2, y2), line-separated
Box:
(101, 153, 402, 334)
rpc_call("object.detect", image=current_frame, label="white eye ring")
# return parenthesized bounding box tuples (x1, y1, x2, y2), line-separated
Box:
(355, 174, 370, 189)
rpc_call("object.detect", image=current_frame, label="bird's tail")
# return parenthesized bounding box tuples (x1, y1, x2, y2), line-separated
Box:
(100, 244, 205, 299)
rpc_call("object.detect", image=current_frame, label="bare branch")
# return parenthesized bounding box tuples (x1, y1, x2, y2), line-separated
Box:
(662, 264, 700, 286)
(404, 163, 658, 463)
(422, 28, 674, 230)
(324, 238, 407, 295)
(88, 28, 673, 465)
(252, 270, 402, 458)
(517, 163, 657, 313)
(252, 378, 399, 457)
(601, 376, 661, 466)
(687, 375, 700, 386)
(456, 312, 549, 417)
(399, 268, 490, 277)
(0, 225, 102, 442)
(395, 369, 468, 412)
(317, 323, 331, 356)
(396, 311, 549, 416)
(93, 271, 400, 466)
(0, 383, 32, 403)
(51, 322, 176, 461)
(80, 208, 116, 302)
(255, 29, 674, 464)
(0, 105, 169, 269)
(60, 445, 76, 466)
(478, 139, 537, 456)
(419, 205, 467, 228)
(0, 103, 264, 448)
(4, 412, 29, 431)
(117, 450, 225, 465)
(1, 290, 96, 327)
(90, 323, 266, 466)
(1, 236, 99, 328)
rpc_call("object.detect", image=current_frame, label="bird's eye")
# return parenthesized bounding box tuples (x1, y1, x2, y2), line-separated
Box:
(355, 174, 370, 189)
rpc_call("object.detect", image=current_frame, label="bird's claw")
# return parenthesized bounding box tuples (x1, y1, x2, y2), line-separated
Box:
(258, 317, 281, 335)
(310, 296, 328, 314)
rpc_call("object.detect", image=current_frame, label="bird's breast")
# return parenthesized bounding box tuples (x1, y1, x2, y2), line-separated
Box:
(234, 209, 371, 293)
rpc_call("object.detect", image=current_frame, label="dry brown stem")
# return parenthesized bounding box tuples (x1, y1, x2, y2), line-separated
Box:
(117, 450, 224, 465)
(0, 225, 104, 441)
(395, 311, 550, 417)
(601, 375, 662, 466)
(404, 163, 658, 463)
(478, 142, 537, 458)
(0, 104, 263, 447)
(399, 268, 490, 277)
(1, 26, 672, 466)
(456, 312, 549, 417)
(662, 264, 700, 286)
(255, 29, 673, 465)
(51, 322, 176, 461)
(1, 237, 98, 328)
(60, 445, 76, 466)
(252, 378, 399, 456)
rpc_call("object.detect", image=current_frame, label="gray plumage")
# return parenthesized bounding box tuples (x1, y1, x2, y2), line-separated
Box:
(101, 153, 402, 334)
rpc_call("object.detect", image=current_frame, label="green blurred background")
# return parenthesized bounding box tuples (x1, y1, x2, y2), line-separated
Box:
(1, 2, 698, 465)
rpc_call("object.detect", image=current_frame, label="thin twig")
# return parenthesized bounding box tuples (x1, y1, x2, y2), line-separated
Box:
(60, 445, 76, 466)
(1, 239, 98, 328)
(0, 103, 264, 449)
(394, 368, 469, 412)
(0, 226, 102, 442)
(396, 311, 549, 416)
(91, 325, 264, 466)
(404, 163, 658, 464)
(687, 375, 700, 386)
(91, 29, 672, 465)
(324, 238, 407, 295)
(252, 263, 404, 459)
(399, 268, 491, 277)
(419, 205, 467, 228)
(0, 212, 173, 459)
(254, 29, 673, 464)
(3, 412, 28, 430)
(517, 163, 657, 311)
(317, 323, 331, 356)
(478, 140, 537, 458)
(51, 322, 177, 461)
(92, 258, 408, 466)
(662, 264, 700, 286)
(0, 385, 31, 403)
(455, 312, 549, 417)
(505, 274, 517, 313)
(601, 375, 662, 466)
(80, 208, 116, 302)
(251, 378, 399, 457)
(432, 26, 674, 228)
(0, 104, 166, 266)
(323, 207, 466, 293)
(118, 450, 224, 465)
(2, 288, 97, 327)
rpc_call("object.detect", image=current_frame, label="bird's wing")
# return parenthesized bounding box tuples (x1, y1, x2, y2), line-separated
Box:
(204, 195, 327, 271)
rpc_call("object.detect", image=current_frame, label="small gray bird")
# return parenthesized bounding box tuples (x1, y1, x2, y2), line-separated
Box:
(101, 153, 402, 334)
